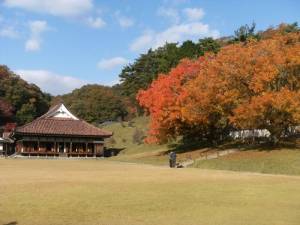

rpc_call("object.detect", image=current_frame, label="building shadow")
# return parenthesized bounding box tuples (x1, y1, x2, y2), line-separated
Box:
(104, 148, 125, 157)
(3, 221, 18, 225)
(167, 139, 211, 155)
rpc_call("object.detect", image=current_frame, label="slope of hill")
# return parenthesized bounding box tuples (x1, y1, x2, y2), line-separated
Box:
(0, 65, 51, 125)
(52, 84, 133, 124)
(102, 117, 224, 165)
(102, 117, 300, 175)
(192, 149, 300, 175)
(101, 117, 170, 165)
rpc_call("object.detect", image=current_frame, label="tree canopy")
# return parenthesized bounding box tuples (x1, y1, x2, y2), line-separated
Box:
(118, 38, 221, 111)
(52, 84, 133, 124)
(137, 24, 300, 144)
(0, 65, 51, 125)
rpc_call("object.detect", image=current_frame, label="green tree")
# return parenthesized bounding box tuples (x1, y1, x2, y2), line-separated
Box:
(55, 84, 130, 123)
(197, 38, 221, 55)
(0, 65, 51, 125)
(16, 102, 37, 124)
(118, 39, 221, 112)
(233, 22, 259, 42)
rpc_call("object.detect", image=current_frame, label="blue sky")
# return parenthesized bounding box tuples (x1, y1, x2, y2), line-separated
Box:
(0, 0, 299, 95)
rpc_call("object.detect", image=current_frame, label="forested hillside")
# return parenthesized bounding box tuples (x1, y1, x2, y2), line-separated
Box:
(116, 22, 264, 111)
(117, 23, 299, 109)
(0, 65, 51, 126)
(52, 84, 134, 124)
(117, 38, 221, 111)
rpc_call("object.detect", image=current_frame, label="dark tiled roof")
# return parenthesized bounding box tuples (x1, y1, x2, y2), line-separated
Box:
(15, 104, 112, 137)
(16, 118, 112, 137)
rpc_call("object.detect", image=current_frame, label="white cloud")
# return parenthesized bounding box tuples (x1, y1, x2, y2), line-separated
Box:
(3, 0, 93, 18)
(130, 22, 219, 52)
(0, 16, 19, 39)
(183, 8, 205, 21)
(97, 57, 128, 70)
(25, 39, 40, 51)
(86, 16, 106, 29)
(118, 16, 134, 28)
(25, 20, 49, 51)
(157, 7, 180, 24)
(104, 78, 121, 86)
(130, 31, 154, 52)
(29, 20, 48, 35)
(0, 26, 19, 38)
(114, 11, 134, 28)
(131, 6, 218, 52)
(15, 69, 87, 95)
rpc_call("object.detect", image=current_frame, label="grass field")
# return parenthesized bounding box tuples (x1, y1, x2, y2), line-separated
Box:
(102, 117, 300, 175)
(193, 149, 300, 175)
(102, 116, 169, 155)
(102, 117, 170, 165)
(1, 159, 300, 225)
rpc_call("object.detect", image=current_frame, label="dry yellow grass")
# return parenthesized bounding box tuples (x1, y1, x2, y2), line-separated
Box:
(193, 149, 300, 175)
(1, 159, 300, 225)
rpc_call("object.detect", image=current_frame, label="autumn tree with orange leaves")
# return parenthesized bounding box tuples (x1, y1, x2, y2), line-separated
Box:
(138, 27, 300, 144)
(137, 59, 203, 143)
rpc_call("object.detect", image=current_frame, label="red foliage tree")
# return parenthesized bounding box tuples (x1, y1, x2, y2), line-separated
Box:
(137, 58, 203, 143)
(184, 32, 300, 143)
(138, 30, 300, 144)
(0, 99, 14, 125)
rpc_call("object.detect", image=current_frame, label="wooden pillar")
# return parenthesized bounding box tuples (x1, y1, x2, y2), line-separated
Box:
(85, 142, 87, 157)
(37, 139, 40, 152)
(70, 141, 72, 157)
(93, 143, 96, 157)
(37, 139, 40, 158)
(16, 141, 19, 154)
(4, 143, 7, 157)
(100, 144, 104, 156)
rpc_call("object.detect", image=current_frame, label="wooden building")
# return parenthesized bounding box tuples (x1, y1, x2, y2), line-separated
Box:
(0, 138, 5, 156)
(13, 104, 112, 157)
(0, 130, 14, 157)
(0, 139, 14, 156)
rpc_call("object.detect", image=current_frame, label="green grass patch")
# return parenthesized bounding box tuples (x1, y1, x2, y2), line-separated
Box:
(101, 117, 169, 164)
(193, 149, 300, 175)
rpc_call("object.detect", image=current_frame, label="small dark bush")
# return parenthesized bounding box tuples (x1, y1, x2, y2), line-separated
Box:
(132, 128, 145, 145)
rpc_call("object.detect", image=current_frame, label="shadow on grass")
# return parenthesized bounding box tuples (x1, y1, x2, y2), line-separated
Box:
(104, 148, 125, 157)
(167, 141, 210, 154)
(166, 137, 300, 155)
(222, 138, 300, 152)
(3, 222, 17, 225)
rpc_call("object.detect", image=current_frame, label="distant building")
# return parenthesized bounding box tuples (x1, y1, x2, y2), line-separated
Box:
(229, 129, 270, 139)
(0, 138, 5, 155)
(0, 138, 14, 156)
(12, 103, 112, 157)
(0, 124, 15, 156)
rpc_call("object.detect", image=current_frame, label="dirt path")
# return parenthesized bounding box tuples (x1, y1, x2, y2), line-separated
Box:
(181, 149, 238, 167)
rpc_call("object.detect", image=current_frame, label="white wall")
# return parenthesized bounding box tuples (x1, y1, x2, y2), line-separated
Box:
(229, 129, 270, 139)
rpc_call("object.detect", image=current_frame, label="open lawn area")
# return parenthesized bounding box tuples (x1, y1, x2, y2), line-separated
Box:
(193, 149, 300, 176)
(1, 159, 300, 225)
